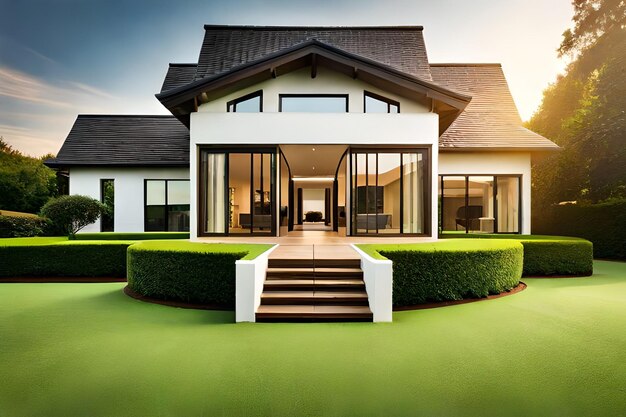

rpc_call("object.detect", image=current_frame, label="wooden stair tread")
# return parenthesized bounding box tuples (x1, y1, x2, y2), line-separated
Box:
(264, 279, 365, 286)
(261, 291, 368, 299)
(256, 304, 372, 318)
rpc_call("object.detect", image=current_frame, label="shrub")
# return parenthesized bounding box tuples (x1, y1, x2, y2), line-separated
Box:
(440, 234, 593, 276)
(40, 195, 105, 237)
(74, 232, 190, 240)
(0, 214, 49, 237)
(0, 239, 130, 278)
(532, 199, 626, 261)
(358, 240, 523, 307)
(304, 211, 323, 222)
(127, 242, 273, 306)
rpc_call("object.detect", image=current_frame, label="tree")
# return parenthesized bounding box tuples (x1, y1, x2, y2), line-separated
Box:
(527, 0, 625, 207)
(40, 195, 105, 237)
(0, 137, 58, 213)
(558, 0, 625, 57)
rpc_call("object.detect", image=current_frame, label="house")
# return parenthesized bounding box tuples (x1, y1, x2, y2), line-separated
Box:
(45, 25, 558, 238)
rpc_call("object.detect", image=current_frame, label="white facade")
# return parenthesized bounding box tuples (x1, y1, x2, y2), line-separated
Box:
(69, 167, 189, 233)
(438, 152, 531, 234)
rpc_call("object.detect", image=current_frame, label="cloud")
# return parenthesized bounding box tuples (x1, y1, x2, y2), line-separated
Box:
(0, 66, 167, 156)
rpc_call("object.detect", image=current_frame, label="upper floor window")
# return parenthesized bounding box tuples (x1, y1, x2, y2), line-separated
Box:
(227, 90, 262, 112)
(279, 94, 348, 113)
(364, 91, 400, 113)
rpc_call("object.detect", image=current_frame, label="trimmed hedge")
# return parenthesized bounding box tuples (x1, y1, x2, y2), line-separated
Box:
(0, 239, 131, 278)
(358, 240, 523, 307)
(532, 199, 626, 261)
(74, 232, 190, 241)
(440, 234, 593, 276)
(0, 214, 49, 238)
(127, 241, 273, 306)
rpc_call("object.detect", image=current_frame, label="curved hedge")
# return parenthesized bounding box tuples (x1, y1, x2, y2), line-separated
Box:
(0, 238, 131, 278)
(74, 232, 189, 241)
(127, 241, 273, 306)
(358, 240, 524, 307)
(440, 234, 593, 276)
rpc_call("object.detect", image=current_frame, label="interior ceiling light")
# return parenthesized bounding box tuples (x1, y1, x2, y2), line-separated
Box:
(312, 147, 316, 151)
(292, 177, 334, 182)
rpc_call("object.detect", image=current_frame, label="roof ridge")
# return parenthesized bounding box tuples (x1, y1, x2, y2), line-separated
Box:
(203, 24, 424, 31)
(430, 63, 502, 67)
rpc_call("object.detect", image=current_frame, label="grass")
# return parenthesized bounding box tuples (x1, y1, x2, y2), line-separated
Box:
(0, 261, 624, 416)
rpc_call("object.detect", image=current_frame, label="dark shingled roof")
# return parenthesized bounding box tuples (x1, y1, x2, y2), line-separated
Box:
(195, 25, 433, 81)
(160, 63, 198, 93)
(45, 115, 189, 167)
(430, 64, 559, 151)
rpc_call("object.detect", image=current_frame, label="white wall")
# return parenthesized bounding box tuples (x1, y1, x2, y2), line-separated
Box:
(190, 65, 440, 238)
(302, 189, 326, 218)
(68, 167, 190, 233)
(438, 152, 532, 234)
(199, 66, 430, 114)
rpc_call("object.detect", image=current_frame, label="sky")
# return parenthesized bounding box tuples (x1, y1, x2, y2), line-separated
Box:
(0, 0, 574, 157)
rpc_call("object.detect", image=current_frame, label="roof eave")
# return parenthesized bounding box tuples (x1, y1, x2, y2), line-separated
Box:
(156, 40, 471, 118)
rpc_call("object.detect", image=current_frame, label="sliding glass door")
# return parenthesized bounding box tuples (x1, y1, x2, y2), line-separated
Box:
(199, 148, 276, 236)
(439, 175, 521, 234)
(350, 148, 429, 236)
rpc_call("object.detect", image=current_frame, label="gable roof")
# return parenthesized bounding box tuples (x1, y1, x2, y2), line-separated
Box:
(161, 63, 198, 93)
(44, 115, 190, 168)
(157, 39, 471, 127)
(196, 25, 433, 81)
(430, 64, 559, 151)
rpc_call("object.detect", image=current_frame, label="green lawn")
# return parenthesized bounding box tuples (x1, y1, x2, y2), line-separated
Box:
(1, 261, 625, 416)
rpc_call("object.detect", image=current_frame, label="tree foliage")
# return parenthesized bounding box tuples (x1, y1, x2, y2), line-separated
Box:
(558, 0, 625, 56)
(0, 137, 58, 213)
(40, 195, 105, 237)
(528, 1, 625, 208)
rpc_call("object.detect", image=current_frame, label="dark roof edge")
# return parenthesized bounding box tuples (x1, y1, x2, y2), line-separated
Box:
(439, 146, 560, 152)
(203, 24, 424, 31)
(430, 63, 502, 67)
(156, 39, 471, 104)
(169, 63, 197, 67)
(44, 160, 190, 169)
(74, 114, 177, 118)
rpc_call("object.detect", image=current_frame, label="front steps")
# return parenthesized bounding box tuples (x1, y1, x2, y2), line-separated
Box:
(256, 256, 372, 321)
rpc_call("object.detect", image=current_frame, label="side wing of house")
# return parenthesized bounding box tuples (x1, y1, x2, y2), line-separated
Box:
(45, 116, 191, 233)
(431, 64, 558, 234)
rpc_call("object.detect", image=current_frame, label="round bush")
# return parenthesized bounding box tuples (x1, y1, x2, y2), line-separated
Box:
(127, 241, 255, 306)
(364, 240, 524, 307)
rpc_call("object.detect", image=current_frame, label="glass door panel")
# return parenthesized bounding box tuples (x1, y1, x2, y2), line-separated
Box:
(467, 176, 494, 233)
(202, 153, 226, 234)
(496, 176, 520, 233)
(228, 153, 251, 234)
(402, 153, 424, 234)
(377, 153, 401, 234)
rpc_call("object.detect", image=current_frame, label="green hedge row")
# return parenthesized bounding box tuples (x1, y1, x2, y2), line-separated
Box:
(0, 215, 49, 238)
(0, 239, 131, 278)
(358, 240, 523, 307)
(74, 232, 190, 240)
(126, 242, 272, 306)
(532, 199, 626, 261)
(440, 234, 593, 276)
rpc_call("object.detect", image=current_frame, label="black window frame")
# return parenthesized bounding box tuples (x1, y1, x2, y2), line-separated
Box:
(197, 146, 278, 237)
(100, 178, 114, 232)
(364, 91, 400, 113)
(278, 94, 349, 112)
(349, 146, 431, 237)
(144, 179, 190, 232)
(438, 174, 522, 235)
(226, 90, 263, 112)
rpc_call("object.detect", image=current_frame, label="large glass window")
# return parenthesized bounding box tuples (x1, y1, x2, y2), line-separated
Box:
(145, 180, 190, 232)
(200, 149, 276, 236)
(351, 149, 428, 235)
(227, 90, 262, 112)
(364, 91, 400, 113)
(439, 175, 520, 234)
(279, 94, 348, 112)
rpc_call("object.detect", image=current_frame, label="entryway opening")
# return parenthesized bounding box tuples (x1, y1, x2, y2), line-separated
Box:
(279, 144, 348, 237)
